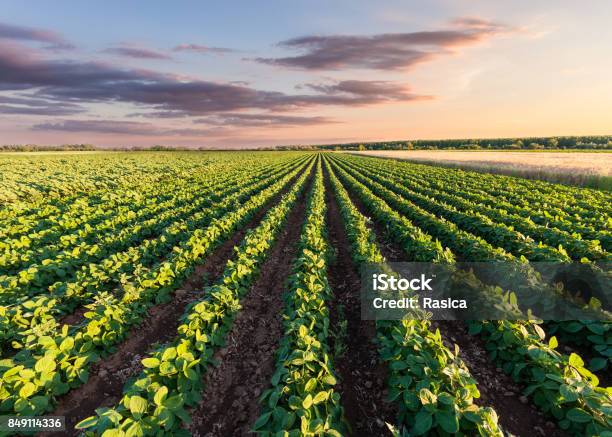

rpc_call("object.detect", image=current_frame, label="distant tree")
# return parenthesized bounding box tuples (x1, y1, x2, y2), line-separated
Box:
(358, 144, 366, 151)
(548, 138, 559, 148)
(150, 145, 172, 151)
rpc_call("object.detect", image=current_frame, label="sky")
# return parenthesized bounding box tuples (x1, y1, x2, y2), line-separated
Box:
(1, 0, 611, 148)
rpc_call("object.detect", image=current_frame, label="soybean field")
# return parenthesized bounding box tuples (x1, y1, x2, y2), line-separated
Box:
(0, 151, 610, 436)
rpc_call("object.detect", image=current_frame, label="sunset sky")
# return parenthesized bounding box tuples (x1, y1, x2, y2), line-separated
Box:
(1, 0, 611, 148)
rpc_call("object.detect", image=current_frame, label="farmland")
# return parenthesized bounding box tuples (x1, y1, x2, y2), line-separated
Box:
(0, 151, 610, 436)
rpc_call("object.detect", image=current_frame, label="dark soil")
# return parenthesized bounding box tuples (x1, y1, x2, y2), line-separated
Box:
(46, 171, 304, 437)
(188, 174, 312, 436)
(323, 168, 397, 436)
(58, 305, 87, 326)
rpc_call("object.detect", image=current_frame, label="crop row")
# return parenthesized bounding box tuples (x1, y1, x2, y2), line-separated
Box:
(330, 155, 611, 366)
(74, 157, 315, 436)
(0, 155, 301, 260)
(0, 156, 307, 302)
(325, 158, 504, 436)
(0, 159, 281, 273)
(337, 157, 571, 263)
(0, 157, 309, 355)
(328, 155, 612, 435)
(0, 151, 234, 205)
(343, 154, 610, 236)
(342, 155, 611, 259)
(0, 157, 312, 419)
(388, 156, 612, 218)
(0, 154, 219, 234)
(254, 160, 346, 436)
(0, 153, 290, 238)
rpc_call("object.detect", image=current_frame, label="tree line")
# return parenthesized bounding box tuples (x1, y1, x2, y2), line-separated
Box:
(278, 135, 612, 151)
(2, 135, 611, 152)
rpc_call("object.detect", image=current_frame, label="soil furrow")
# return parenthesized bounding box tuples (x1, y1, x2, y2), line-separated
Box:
(323, 167, 397, 436)
(188, 174, 312, 437)
(45, 169, 306, 436)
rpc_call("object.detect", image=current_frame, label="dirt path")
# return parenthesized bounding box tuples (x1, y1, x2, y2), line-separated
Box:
(188, 174, 312, 437)
(46, 171, 305, 436)
(333, 161, 557, 436)
(323, 167, 397, 436)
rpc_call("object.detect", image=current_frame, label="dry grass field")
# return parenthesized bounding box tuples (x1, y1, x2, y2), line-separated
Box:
(352, 150, 612, 189)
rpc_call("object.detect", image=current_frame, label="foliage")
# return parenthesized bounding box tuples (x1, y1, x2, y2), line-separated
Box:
(254, 161, 346, 436)
(74, 158, 314, 436)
